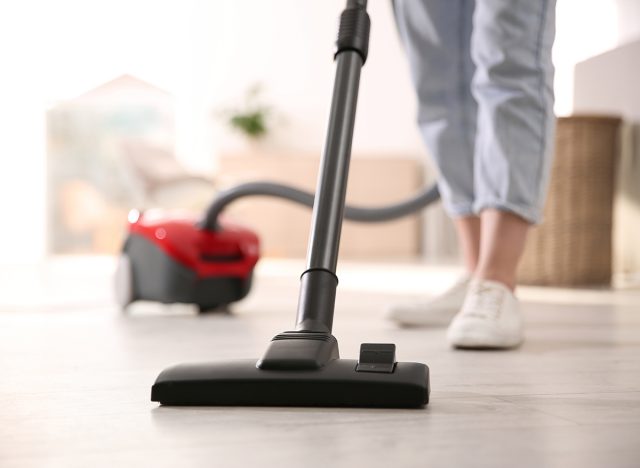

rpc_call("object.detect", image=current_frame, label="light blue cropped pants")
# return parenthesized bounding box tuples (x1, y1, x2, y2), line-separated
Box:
(393, 0, 556, 224)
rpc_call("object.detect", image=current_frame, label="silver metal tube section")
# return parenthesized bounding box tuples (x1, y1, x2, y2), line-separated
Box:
(306, 51, 363, 273)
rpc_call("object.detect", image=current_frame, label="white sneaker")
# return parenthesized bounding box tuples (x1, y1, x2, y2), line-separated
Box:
(447, 279, 524, 349)
(386, 275, 471, 327)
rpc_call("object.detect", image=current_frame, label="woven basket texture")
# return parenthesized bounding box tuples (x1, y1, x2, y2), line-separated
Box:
(518, 116, 621, 286)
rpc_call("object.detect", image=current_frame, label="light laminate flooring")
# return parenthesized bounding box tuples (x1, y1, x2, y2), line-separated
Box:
(1, 258, 639, 468)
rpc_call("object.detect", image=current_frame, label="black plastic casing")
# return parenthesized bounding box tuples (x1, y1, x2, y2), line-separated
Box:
(124, 234, 252, 311)
(335, 4, 371, 63)
(151, 359, 429, 408)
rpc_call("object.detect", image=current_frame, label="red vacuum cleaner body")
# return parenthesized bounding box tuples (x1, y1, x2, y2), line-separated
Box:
(116, 209, 259, 312)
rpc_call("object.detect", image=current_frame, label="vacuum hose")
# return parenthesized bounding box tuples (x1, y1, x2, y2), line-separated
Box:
(201, 181, 440, 231)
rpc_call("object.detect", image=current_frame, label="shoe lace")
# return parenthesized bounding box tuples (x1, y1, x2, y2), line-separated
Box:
(462, 282, 505, 320)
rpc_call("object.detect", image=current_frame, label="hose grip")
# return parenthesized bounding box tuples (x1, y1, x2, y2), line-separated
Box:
(335, 5, 370, 64)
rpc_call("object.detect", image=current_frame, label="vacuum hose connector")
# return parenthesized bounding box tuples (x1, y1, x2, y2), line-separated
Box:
(335, 1, 370, 64)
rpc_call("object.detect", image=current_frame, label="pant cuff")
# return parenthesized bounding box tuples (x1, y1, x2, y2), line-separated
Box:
(442, 201, 476, 219)
(472, 200, 541, 225)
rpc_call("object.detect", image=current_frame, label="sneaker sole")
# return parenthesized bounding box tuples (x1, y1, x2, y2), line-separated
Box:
(448, 332, 523, 350)
(387, 308, 458, 328)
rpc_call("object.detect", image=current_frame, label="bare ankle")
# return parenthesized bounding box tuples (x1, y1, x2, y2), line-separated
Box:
(473, 271, 516, 291)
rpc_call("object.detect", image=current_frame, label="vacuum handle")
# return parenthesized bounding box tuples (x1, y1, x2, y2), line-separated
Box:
(305, 1, 370, 274)
(295, 0, 370, 333)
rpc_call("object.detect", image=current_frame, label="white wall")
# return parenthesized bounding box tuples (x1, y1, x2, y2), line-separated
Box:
(554, 0, 640, 115)
(194, 0, 424, 161)
(0, 0, 205, 262)
(0, 0, 637, 263)
(0, 0, 426, 263)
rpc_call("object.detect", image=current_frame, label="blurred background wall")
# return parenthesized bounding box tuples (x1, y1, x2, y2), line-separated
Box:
(0, 0, 637, 269)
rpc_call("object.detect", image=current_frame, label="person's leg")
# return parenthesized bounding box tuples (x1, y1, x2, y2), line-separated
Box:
(387, 0, 477, 327)
(476, 209, 529, 291)
(471, 0, 557, 228)
(392, 0, 477, 220)
(471, 0, 557, 290)
(454, 215, 481, 273)
(447, 0, 557, 348)
(395, 0, 481, 275)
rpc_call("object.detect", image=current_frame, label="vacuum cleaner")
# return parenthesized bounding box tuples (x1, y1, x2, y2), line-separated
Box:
(117, 184, 439, 312)
(149, 0, 437, 407)
(116, 210, 260, 312)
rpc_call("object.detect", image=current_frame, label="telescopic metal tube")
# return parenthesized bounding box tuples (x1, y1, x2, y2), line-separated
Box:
(305, 51, 363, 273)
(295, 0, 370, 332)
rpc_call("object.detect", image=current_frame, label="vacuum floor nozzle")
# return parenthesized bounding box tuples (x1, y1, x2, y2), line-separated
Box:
(151, 359, 429, 408)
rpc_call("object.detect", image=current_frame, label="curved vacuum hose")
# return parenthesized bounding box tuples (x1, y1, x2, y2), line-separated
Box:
(201, 181, 440, 231)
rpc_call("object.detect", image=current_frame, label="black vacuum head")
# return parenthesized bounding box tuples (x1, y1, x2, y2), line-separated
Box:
(151, 358, 429, 408)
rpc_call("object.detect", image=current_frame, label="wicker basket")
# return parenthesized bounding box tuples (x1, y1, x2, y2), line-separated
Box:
(518, 115, 621, 286)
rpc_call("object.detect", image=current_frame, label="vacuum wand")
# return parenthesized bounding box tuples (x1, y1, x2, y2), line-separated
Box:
(150, 0, 431, 408)
(307, 52, 362, 274)
(294, 1, 370, 333)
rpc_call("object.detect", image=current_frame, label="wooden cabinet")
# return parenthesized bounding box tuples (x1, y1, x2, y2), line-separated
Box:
(217, 153, 423, 259)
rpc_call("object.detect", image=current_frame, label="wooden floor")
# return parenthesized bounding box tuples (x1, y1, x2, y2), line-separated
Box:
(1, 258, 639, 467)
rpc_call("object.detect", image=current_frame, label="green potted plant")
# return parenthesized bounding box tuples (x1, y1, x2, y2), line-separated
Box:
(222, 83, 272, 141)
